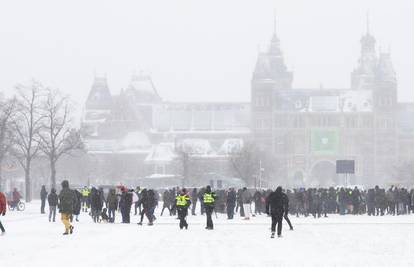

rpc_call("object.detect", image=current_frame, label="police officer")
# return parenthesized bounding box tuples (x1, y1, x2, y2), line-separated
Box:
(203, 185, 216, 230)
(175, 188, 191, 229)
(80, 186, 90, 212)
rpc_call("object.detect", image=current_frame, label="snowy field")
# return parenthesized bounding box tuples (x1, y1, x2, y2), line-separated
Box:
(1, 201, 414, 267)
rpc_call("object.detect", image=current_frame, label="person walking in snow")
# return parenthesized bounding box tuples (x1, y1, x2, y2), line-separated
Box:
(0, 191, 7, 235)
(226, 188, 236, 219)
(266, 186, 285, 238)
(40, 185, 48, 214)
(58, 180, 76, 235)
(90, 187, 103, 223)
(191, 188, 198, 215)
(138, 189, 158, 226)
(282, 190, 293, 231)
(160, 189, 171, 216)
(72, 189, 82, 222)
(106, 188, 118, 223)
(241, 187, 252, 220)
(119, 188, 133, 223)
(48, 188, 58, 222)
(175, 188, 191, 229)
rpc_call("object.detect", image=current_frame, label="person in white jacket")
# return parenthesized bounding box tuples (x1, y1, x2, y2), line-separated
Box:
(241, 187, 252, 220)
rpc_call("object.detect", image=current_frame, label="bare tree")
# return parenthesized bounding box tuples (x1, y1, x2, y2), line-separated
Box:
(0, 97, 17, 191)
(11, 81, 45, 202)
(229, 142, 276, 187)
(392, 161, 414, 185)
(38, 88, 83, 188)
(230, 142, 260, 186)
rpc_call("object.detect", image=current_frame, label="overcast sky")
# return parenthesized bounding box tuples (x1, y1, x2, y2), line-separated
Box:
(0, 0, 413, 106)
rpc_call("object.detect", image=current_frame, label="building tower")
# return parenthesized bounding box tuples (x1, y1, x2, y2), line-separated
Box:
(351, 15, 378, 90)
(85, 75, 113, 110)
(251, 16, 293, 151)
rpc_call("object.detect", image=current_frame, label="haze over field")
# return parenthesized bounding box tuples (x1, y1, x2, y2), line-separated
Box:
(0, 0, 413, 103)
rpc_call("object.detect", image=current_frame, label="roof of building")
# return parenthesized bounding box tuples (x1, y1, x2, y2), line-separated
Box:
(274, 89, 373, 113)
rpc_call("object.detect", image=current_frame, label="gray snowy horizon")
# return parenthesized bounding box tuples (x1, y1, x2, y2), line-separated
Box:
(0, 0, 413, 104)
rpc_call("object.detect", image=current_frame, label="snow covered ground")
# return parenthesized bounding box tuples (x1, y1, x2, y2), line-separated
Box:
(1, 201, 414, 267)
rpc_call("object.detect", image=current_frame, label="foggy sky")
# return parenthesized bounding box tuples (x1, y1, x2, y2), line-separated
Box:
(0, 0, 413, 106)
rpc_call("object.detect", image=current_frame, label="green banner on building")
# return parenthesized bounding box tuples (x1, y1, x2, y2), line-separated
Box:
(311, 129, 339, 154)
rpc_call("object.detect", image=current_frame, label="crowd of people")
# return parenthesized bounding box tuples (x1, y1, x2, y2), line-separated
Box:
(1, 182, 414, 238)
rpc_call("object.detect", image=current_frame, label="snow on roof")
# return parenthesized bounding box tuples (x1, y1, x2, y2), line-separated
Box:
(84, 132, 152, 154)
(219, 139, 244, 154)
(84, 139, 118, 152)
(120, 131, 151, 150)
(83, 109, 111, 122)
(275, 89, 373, 113)
(144, 174, 182, 179)
(129, 79, 155, 94)
(181, 138, 213, 155)
(128, 73, 157, 95)
(340, 90, 372, 112)
(145, 143, 177, 164)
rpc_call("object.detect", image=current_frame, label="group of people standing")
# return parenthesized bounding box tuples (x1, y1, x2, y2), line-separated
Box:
(7, 182, 412, 239)
(285, 186, 414, 218)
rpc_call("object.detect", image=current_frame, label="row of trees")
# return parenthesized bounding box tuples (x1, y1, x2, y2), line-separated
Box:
(0, 81, 82, 201)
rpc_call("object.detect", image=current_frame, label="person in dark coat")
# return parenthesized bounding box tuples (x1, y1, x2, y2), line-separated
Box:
(282, 190, 293, 230)
(40, 185, 48, 214)
(90, 187, 103, 223)
(147, 189, 158, 222)
(72, 189, 82, 222)
(226, 188, 236, 219)
(58, 180, 76, 235)
(119, 189, 133, 223)
(253, 190, 262, 215)
(198, 188, 206, 215)
(138, 189, 158, 225)
(352, 187, 361, 215)
(191, 188, 198, 215)
(99, 187, 106, 209)
(134, 186, 141, 216)
(236, 188, 244, 217)
(106, 188, 118, 223)
(266, 186, 285, 238)
(47, 188, 59, 222)
(160, 189, 171, 216)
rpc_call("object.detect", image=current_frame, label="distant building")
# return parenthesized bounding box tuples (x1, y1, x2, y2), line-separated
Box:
(81, 72, 249, 186)
(81, 18, 413, 187)
(251, 18, 403, 187)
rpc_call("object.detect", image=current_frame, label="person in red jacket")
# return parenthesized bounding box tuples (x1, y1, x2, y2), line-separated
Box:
(0, 191, 6, 235)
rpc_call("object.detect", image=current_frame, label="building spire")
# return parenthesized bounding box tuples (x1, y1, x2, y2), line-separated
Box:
(366, 11, 370, 35)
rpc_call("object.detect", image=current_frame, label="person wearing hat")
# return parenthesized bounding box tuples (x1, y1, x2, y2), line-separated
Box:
(175, 188, 191, 229)
(58, 180, 76, 235)
(203, 185, 216, 230)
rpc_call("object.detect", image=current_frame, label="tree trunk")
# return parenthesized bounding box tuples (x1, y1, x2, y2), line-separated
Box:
(25, 166, 31, 202)
(50, 160, 56, 189)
